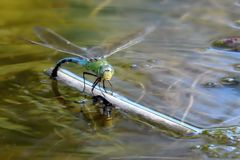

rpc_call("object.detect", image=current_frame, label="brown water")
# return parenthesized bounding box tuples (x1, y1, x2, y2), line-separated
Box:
(1, 0, 240, 159)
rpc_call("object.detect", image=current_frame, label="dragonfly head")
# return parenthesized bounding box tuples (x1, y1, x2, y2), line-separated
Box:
(101, 65, 114, 80)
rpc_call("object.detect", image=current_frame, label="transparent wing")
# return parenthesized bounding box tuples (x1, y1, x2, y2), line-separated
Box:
(31, 26, 90, 60)
(88, 25, 156, 59)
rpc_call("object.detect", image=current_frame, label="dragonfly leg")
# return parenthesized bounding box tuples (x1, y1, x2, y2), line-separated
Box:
(91, 78, 99, 90)
(82, 72, 97, 93)
(103, 80, 109, 94)
(92, 78, 101, 95)
(102, 80, 113, 94)
(107, 80, 113, 95)
(99, 81, 105, 97)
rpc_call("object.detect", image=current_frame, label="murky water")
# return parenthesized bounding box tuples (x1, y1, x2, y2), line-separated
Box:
(1, 0, 240, 159)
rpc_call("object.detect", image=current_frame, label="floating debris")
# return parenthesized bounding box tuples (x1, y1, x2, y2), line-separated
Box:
(130, 64, 139, 69)
(233, 64, 240, 71)
(230, 20, 240, 29)
(144, 64, 151, 68)
(48, 68, 202, 135)
(212, 37, 240, 52)
(147, 59, 161, 64)
(235, 20, 240, 26)
(220, 77, 239, 85)
(235, 0, 240, 7)
(203, 82, 219, 88)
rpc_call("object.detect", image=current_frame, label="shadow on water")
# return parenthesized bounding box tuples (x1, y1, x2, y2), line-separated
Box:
(51, 80, 115, 125)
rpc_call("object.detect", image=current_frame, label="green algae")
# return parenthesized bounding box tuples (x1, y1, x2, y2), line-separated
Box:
(195, 127, 240, 158)
(212, 37, 240, 52)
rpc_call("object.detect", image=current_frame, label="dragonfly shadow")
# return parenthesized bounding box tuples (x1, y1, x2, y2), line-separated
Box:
(51, 80, 115, 123)
(92, 95, 115, 119)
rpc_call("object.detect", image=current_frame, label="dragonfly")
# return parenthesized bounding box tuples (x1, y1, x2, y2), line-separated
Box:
(30, 26, 155, 94)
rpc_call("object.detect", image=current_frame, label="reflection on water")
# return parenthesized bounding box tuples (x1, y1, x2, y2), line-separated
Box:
(1, 0, 240, 159)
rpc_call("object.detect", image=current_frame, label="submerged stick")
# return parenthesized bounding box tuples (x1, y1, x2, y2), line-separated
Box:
(46, 68, 203, 135)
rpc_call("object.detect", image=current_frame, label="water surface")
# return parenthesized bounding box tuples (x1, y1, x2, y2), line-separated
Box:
(1, 0, 240, 159)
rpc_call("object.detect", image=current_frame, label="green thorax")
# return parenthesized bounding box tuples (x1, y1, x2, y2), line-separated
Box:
(84, 59, 109, 76)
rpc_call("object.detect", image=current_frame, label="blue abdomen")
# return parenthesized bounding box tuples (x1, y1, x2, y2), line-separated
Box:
(57, 57, 88, 66)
